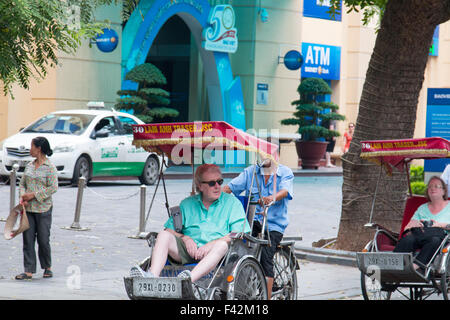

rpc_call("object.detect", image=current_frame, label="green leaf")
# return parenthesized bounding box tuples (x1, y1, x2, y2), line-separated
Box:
(117, 61, 177, 121)
(148, 107, 180, 118)
(0, 0, 125, 96)
(125, 63, 167, 86)
(139, 87, 170, 97)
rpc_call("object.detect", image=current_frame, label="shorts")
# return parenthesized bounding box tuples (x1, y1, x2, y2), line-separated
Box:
(252, 221, 283, 278)
(168, 236, 199, 265)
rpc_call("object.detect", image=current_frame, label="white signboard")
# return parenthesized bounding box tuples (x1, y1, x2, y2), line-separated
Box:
(202, 5, 238, 53)
(257, 83, 269, 105)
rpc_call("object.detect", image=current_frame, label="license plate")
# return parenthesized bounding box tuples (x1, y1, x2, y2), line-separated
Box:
(363, 253, 404, 270)
(132, 278, 182, 298)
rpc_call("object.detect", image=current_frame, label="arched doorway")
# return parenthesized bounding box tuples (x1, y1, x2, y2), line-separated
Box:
(121, 0, 245, 130)
(146, 15, 191, 122)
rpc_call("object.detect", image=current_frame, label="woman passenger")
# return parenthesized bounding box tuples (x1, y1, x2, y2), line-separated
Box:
(394, 176, 450, 270)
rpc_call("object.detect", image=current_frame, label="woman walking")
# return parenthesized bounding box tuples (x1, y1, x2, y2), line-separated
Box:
(15, 137, 58, 280)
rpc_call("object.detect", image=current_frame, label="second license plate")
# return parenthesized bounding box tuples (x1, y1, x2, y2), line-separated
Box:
(363, 253, 404, 270)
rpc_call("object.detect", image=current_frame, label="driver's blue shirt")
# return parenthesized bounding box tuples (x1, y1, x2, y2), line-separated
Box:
(227, 164, 294, 234)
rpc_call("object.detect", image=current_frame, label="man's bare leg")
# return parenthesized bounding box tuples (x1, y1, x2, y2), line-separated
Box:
(150, 230, 181, 276)
(190, 239, 228, 282)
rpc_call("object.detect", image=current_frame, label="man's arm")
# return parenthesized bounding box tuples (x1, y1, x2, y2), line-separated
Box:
(224, 167, 254, 196)
(195, 235, 231, 260)
(163, 203, 199, 258)
(261, 189, 289, 205)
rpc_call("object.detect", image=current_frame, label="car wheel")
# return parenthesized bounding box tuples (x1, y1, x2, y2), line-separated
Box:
(139, 156, 159, 185)
(72, 156, 91, 186)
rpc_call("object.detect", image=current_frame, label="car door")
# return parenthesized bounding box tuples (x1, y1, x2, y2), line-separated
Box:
(116, 115, 148, 176)
(90, 116, 129, 176)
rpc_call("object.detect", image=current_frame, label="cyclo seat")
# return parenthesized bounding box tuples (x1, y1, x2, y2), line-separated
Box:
(145, 206, 244, 277)
(375, 196, 428, 252)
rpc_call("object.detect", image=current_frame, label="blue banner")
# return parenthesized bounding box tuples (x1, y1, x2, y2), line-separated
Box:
(425, 88, 450, 172)
(429, 26, 439, 56)
(301, 42, 341, 80)
(303, 0, 342, 21)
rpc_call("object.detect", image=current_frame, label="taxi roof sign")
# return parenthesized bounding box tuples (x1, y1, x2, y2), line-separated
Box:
(87, 101, 105, 109)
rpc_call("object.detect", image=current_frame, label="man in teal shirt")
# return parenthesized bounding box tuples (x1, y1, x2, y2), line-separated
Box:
(135, 164, 250, 283)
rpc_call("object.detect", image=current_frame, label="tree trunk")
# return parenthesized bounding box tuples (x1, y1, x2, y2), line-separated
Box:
(336, 0, 450, 251)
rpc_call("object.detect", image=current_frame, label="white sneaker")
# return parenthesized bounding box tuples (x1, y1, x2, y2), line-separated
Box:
(129, 265, 155, 278)
(177, 270, 192, 280)
(177, 270, 206, 299)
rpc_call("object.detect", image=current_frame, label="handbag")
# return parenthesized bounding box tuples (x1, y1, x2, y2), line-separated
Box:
(409, 225, 447, 242)
(4, 204, 29, 240)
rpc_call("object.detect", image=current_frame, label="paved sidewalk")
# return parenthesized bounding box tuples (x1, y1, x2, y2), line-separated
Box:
(0, 175, 364, 300)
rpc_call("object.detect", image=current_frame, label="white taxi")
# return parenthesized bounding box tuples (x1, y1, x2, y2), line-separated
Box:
(0, 109, 165, 185)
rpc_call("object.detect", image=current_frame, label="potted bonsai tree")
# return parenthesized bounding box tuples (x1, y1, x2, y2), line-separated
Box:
(115, 63, 179, 123)
(281, 77, 345, 169)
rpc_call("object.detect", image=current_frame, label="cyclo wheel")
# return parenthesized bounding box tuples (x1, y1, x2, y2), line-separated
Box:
(271, 247, 298, 300)
(360, 271, 392, 300)
(227, 257, 268, 300)
(441, 255, 450, 300)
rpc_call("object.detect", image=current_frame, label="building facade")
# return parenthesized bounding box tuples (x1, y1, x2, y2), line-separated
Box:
(1, 0, 449, 169)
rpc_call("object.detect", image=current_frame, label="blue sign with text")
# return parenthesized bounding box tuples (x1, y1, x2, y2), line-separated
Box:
(425, 88, 450, 172)
(96, 28, 119, 53)
(284, 50, 303, 70)
(303, 0, 342, 21)
(301, 42, 341, 80)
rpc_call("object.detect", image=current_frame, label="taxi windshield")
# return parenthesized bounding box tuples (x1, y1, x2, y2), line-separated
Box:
(23, 113, 96, 136)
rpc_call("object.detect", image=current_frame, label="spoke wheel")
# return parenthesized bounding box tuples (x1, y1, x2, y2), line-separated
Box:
(228, 258, 268, 300)
(361, 271, 392, 300)
(272, 248, 298, 300)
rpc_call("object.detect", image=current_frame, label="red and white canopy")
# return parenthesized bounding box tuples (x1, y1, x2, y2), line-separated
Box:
(132, 121, 279, 164)
(360, 137, 450, 173)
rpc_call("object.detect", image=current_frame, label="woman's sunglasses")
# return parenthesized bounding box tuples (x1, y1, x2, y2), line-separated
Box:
(201, 179, 224, 187)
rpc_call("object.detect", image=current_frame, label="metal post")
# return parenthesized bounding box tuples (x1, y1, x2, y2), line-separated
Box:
(9, 163, 19, 211)
(367, 165, 383, 225)
(139, 185, 147, 236)
(62, 177, 89, 231)
(129, 185, 149, 239)
(72, 177, 85, 228)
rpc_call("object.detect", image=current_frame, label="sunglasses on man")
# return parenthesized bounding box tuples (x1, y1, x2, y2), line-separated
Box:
(201, 179, 224, 187)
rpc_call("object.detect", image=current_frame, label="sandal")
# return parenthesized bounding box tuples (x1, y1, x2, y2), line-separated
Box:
(15, 273, 32, 280)
(43, 269, 53, 278)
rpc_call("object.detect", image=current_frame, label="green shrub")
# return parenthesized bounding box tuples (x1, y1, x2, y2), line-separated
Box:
(280, 77, 345, 141)
(411, 181, 426, 195)
(115, 63, 179, 123)
(410, 165, 424, 182)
